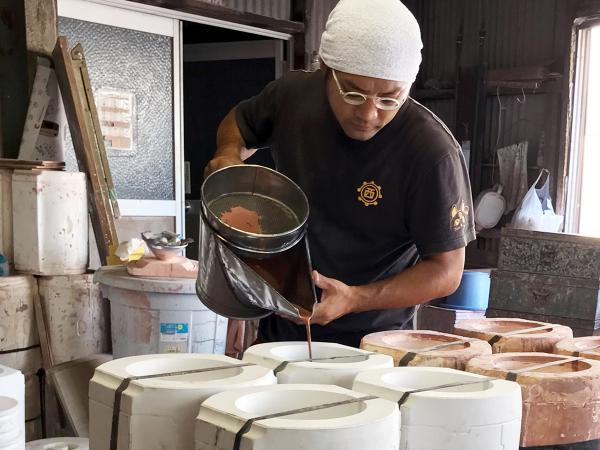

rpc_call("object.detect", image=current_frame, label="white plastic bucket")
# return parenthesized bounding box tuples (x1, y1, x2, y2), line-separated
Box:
(0, 396, 23, 449)
(26, 437, 88, 449)
(0, 366, 24, 446)
(12, 170, 88, 275)
(37, 274, 110, 365)
(94, 267, 227, 357)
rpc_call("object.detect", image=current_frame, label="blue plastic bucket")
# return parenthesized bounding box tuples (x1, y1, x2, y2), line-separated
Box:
(441, 270, 491, 311)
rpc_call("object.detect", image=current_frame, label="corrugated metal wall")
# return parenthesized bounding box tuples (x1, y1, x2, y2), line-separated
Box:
(306, 0, 574, 201)
(410, 0, 573, 199)
(221, 0, 292, 20)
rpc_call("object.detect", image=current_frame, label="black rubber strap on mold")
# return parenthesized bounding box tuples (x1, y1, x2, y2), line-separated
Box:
(397, 352, 418, 367)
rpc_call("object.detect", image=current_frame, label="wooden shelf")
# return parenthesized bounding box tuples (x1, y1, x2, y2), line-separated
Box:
(482, 163, 544, 171)
(412, 88, 455, 101)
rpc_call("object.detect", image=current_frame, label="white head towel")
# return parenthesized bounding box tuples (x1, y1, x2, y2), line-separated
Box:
(319, 0, 423, 83)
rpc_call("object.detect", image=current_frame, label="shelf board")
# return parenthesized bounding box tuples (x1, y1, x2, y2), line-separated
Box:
(412, 88, 456, 101)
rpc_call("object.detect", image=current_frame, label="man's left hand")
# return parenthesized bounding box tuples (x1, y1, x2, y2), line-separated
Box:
(310, 271, 356, 325)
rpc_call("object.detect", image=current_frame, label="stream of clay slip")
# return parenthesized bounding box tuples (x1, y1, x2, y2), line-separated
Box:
(298, 307, 313, 361)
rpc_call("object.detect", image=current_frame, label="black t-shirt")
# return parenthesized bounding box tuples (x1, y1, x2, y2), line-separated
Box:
(235, 69, 476, 347)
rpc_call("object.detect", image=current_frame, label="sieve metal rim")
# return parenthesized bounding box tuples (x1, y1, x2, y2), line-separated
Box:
(200, 164, 310, 244)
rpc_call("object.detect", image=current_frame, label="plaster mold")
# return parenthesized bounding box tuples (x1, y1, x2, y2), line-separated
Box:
(554, 336, 600, 361)
(195, 384, 400, 450)
(454, 318, 573, 353)
(467, 352, 600, 446)
(360, 330, 491, 369)
(242, 341, 393, 388)
(89, 353, 276, 450)
(353, 366, 521, 450)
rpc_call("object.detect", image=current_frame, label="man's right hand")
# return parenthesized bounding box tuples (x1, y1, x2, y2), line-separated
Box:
(203, 155, 244, 178)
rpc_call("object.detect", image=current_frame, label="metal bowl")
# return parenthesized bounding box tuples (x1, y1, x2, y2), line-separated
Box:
(148, 243, 188, 261)
(201, 165, 309, 255)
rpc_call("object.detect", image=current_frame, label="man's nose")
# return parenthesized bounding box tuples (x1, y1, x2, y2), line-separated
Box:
(354, 98, 379, 122)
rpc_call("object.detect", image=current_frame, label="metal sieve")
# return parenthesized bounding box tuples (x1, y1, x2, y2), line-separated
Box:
(201, 165, 309, 256)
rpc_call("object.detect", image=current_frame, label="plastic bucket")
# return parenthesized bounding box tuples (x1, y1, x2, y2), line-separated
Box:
(442, 270, 491, 311)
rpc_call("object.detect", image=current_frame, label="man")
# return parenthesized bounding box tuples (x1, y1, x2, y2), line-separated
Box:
(205, 0, 476, 348)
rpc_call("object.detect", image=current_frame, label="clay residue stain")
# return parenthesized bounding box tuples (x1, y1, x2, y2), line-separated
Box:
(219, 206, 263, 234)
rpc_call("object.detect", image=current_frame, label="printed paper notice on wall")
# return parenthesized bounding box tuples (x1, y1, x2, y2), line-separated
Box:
(95, 88, 135, 152)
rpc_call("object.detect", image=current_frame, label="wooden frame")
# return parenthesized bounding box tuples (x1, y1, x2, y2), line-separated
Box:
(53, 36, 119, 264)
(128, 0, 304, 34)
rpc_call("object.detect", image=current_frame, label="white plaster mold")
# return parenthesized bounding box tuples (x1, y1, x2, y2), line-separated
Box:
(242, 341, 394, 388)
(89, 353, 276, 450)
(353, 366, 522, 450)
(195, 384, 400, 450)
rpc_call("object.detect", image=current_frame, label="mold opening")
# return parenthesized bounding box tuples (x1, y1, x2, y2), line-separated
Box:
(125, 357, 243, 382)
(494, 355, 591, 373)
(270, 343, 367, 363)
(380, 370, 492, 393)
(475, 320, 552, 335)
(235, 390, 367, 419)
(381, 333, 469, 352)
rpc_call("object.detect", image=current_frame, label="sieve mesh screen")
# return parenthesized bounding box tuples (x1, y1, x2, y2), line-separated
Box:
(209, 193, 300, 235)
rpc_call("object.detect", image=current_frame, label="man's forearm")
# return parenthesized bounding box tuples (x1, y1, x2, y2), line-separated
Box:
(205, 107, 247, 176)
(348, 248, 464, 312)
(216, 107, 246, 157)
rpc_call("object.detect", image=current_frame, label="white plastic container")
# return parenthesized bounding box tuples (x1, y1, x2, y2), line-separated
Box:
(26, 437, 89, 449)
(0, 366, 24, 446)
(89, 353, 276, 450)
(37, 274, 110, 365)
(0, 396, 23, 450)
(0, 169, 13, 265)
(0, 275, 39, 370)
(242, 341, 394, 388)
(94, 267, 228, 357)
(353, 367, 522, 450)
(195, 384, 400, 450)
(12, 170, 88, 275)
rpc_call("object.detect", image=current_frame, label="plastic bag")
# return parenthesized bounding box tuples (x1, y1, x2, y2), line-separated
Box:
(510, 169, 563, 232)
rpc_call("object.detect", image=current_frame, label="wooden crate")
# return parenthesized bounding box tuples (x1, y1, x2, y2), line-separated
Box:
(489, 270, 600, 321)
(498, 228, 600, 280)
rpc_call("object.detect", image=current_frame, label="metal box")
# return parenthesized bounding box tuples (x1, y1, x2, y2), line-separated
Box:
(498, 228, 600, 280)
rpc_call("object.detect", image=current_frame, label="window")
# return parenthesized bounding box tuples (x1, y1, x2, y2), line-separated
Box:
(566, 21, 600, 237)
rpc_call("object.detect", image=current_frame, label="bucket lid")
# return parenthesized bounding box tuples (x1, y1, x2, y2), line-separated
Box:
(94, 266, 196, 294)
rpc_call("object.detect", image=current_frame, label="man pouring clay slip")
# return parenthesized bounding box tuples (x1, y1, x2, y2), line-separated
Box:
(205, 0, 476, 348)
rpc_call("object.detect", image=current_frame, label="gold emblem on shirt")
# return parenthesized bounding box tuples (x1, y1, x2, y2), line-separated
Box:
(357, 181, 383, 206)
(451, 201, 469, 231)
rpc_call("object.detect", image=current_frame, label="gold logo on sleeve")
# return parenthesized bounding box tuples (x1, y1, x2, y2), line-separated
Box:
(451, 202, 469, 231)
(357, 181, 383, 206)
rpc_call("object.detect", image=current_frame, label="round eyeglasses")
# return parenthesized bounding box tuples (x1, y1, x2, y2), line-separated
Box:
(331, 69, 405, 111)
